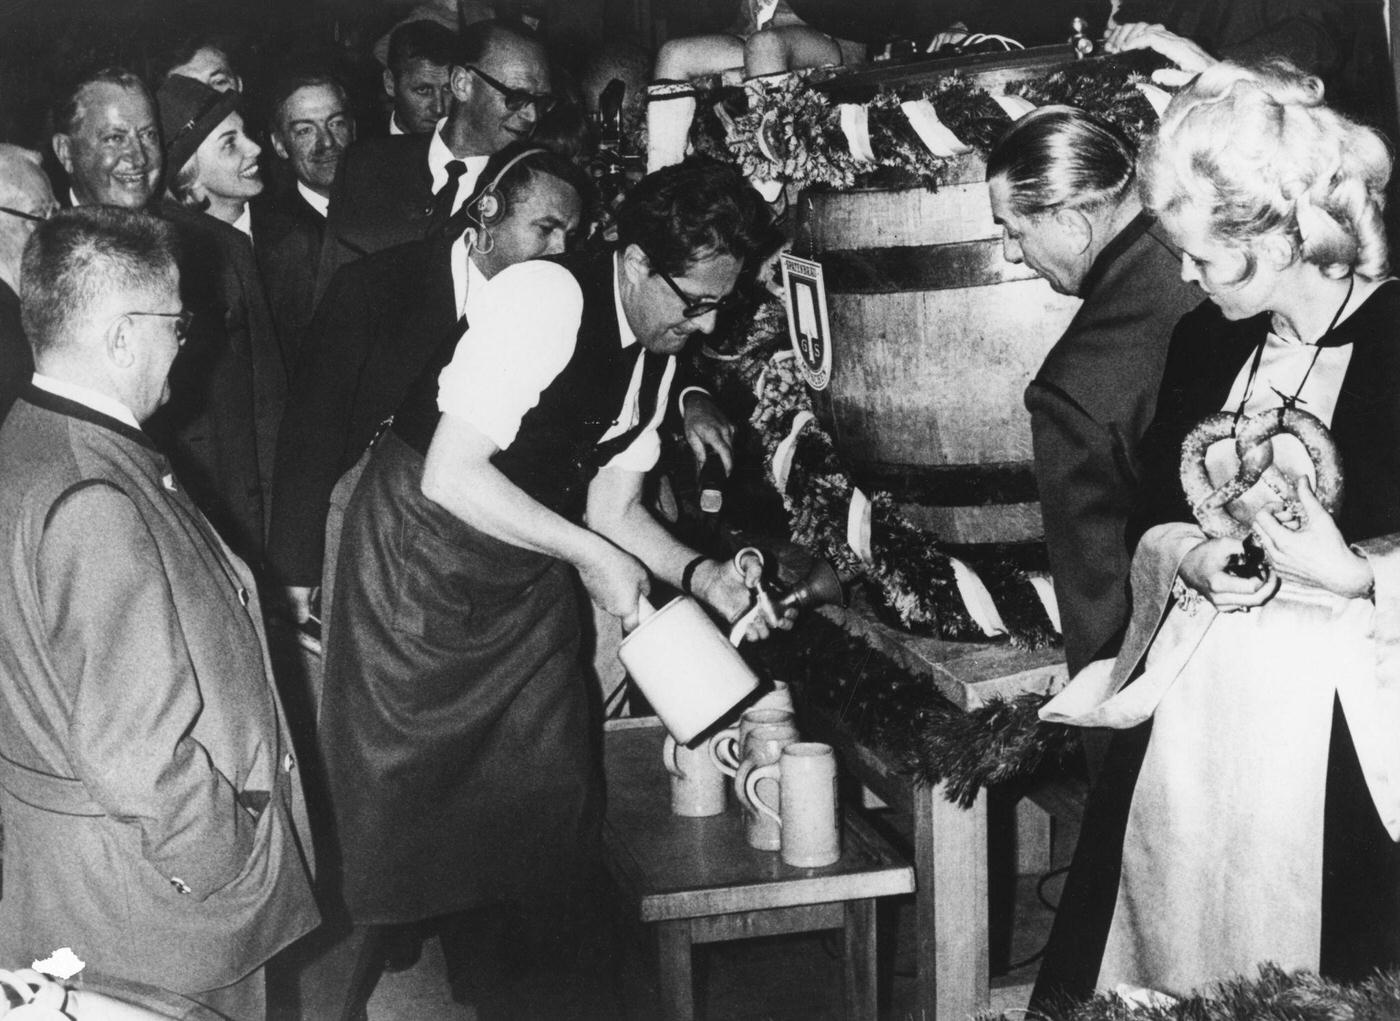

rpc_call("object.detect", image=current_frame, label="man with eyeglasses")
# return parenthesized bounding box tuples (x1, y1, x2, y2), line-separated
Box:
(0, 144, 57, 421)
(0, 206, 318, 1021)
(295, 156, 787, 1020)
(314, 18, 553, 298)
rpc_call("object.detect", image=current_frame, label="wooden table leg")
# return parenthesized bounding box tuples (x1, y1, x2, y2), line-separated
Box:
(914, 782, 989, 1021)
(655, 918, 696, 1021)
(843, 898, 878, 1021)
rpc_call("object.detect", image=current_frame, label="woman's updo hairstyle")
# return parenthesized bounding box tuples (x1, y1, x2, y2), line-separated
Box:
(1140, 59, 1392, 281)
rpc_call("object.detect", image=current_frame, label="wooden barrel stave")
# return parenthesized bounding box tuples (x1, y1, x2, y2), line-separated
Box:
(798, 176, 1082, 547)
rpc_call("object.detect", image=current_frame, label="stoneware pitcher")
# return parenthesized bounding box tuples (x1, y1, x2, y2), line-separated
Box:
(618, 595, 759, 744)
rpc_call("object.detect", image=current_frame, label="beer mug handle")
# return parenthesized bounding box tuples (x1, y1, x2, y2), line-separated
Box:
(709, 729, 741, 778)
(662, 734, 684, 780)
(742, 761, 782, 825)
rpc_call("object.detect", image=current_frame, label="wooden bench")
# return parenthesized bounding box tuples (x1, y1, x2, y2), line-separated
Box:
(603, 718, 914, 1021)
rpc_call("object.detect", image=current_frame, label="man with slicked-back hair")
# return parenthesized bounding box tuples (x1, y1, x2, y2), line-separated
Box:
(987, 107, 1202, 695)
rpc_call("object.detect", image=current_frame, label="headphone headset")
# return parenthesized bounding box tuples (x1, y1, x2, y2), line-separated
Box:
(468, 146, 549, 230)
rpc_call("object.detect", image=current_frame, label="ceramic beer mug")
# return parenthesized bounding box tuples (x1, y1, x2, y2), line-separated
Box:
(743, 742, 842, 867)
(708, 707, 796, 779)
(732, 720, 800, 851)
(662, 731, 727, 817)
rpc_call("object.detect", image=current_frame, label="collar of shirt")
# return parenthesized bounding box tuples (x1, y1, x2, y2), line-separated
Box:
(451, 237, 490, 322)
(31, 373, 142, 430)
(389, 112, 406, 135)
(611, 251, 638, 350)
(297, 180, 330, 218)
(69, 189, 82, 207)
(428, 122, 489, 215)
(232, 205, 253, 241)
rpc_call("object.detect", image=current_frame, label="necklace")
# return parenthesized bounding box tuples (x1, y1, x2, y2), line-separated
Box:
(1234, 273, 1355, 425)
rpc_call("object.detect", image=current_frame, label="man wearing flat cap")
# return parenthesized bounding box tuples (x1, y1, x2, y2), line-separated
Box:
(0, 205, 317, 1021)
(151, 74, 286, 569)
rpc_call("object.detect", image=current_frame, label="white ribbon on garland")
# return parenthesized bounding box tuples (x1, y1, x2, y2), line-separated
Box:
(899, 99, 973, 158)
(846, 487, 874, 564)
(844, 486, 1010, 637)
(948, 557, 1009, 637)
(990, 93, 1037, 120)
(1026, 573, 1062, 634)
(771, 408, 815, 494)
(838, 103, 877, 162)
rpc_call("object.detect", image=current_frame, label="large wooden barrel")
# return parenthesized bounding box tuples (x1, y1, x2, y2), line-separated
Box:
(795, 155, 1082, 550)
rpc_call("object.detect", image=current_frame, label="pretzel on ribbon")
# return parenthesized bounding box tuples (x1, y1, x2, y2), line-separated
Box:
(1179, 406, 1345, 539)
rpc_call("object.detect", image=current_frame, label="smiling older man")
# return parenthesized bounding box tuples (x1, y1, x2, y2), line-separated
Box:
(51, 68, 162, 210)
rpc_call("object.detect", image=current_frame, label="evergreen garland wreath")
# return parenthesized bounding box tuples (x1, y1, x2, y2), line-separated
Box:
(685, 55, 1173, 190)
(742, 612, 1077, 806)
(1007, 62, 1160, 147)
(983, 963, 1400, 1021)
(714, 299, 1059, 647)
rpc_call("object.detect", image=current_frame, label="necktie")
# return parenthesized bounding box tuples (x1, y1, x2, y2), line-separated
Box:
(592, 349, 669, 467)
(430, 159, 467, 229)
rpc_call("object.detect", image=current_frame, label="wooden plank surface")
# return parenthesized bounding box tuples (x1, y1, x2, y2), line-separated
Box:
(689, 902, 845, 944)
(818, 595, 1067, 710)
(603, 720, 913, 924)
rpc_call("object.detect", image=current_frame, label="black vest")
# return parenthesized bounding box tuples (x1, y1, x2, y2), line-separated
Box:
(393, 250, 668, 523)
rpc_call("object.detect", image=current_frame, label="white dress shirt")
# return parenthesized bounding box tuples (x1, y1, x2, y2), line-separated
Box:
(427, 120, 489, 218)
(231, 205, 253, 242)
(297, 181, 330, 218)
(436, 253, 673, 474)
(32, 373, 141, 430)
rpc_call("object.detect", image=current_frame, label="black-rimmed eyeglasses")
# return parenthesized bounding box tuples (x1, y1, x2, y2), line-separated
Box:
(467, 66, 557, 116)
(125, 309, 194, 344)
(650, 263, 741, 320)
(0, 206, 52, 223)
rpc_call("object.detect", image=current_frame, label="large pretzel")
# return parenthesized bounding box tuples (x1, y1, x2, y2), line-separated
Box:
(1179, 407, 1345, 539)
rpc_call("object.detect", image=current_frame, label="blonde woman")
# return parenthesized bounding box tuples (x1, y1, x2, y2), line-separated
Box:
(1034, 60, 1400, 1007)
(150, 74, 285, 566)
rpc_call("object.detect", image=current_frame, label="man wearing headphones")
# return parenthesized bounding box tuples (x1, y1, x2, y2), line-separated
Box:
(301, 156, 784, 1019)
(286, 142, 589, 1014)
(267, 143, 584, 670)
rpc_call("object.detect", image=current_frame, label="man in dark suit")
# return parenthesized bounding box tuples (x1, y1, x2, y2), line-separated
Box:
(0, 144, 57, 421)
(50, 68, 161, 211)
(0, 205, 318, 1021)
(987, 108, 1202, 684)
(253, 72, 355, 365)
(314, 18, 552, 298)
(381, 19, 457, 136)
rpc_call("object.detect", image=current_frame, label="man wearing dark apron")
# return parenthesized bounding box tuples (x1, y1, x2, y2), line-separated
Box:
(306, 157, 778, 1019)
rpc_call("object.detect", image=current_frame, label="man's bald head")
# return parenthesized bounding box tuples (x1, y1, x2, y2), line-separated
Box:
(0, 144, 57, 291)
